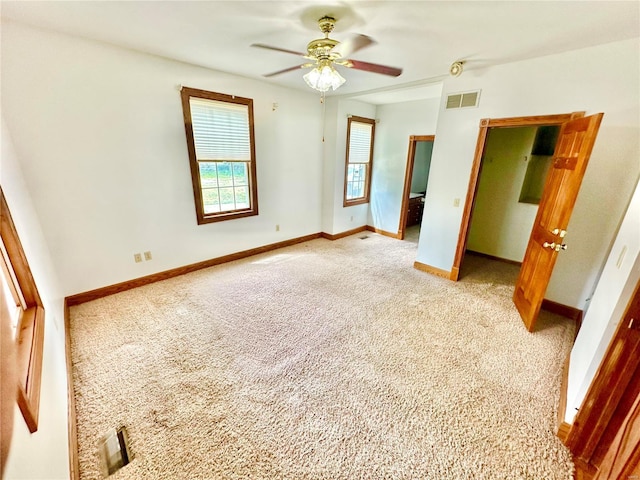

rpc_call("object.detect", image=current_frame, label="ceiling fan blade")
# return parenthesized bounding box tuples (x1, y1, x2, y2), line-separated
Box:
(345, 59, 403, 77)
(251, 43, 306, 57)
(263, 65, 307, 78)
(332, 34, 375, 59)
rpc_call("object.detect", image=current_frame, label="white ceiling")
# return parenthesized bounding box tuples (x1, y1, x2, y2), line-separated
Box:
(1, 1, 638, 102)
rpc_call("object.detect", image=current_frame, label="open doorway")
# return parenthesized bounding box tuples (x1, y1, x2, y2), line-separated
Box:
(463, 124, 560, 283)
(451, 113, 581, 282)
(451, 111, 605, 332)
(399, 135, 435, 242)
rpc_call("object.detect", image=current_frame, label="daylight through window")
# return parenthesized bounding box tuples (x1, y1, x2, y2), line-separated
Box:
(344, 116, 375, 206)
(180, 87, 258, 224)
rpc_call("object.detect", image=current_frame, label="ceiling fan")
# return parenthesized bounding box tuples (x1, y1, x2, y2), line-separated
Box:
(251, 16, 402, 93)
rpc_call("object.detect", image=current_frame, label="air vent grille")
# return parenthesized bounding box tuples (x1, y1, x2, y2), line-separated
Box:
(446, 90, 480, 109)
(446, 94, 462, 109)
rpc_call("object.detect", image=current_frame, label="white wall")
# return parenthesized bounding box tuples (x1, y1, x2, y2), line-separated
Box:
(417, 38, 640, 309)
(466, 127, 539, 262)
(320, 98, 339, 234)
(565, 178, 640, 423)
(1, 21, 324, 296)
(369, 98, 440, 234)
(321, 98, 376, 235)
(1, 118, 70, 479)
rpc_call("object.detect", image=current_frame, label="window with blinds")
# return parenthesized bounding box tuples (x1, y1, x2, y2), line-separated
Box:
(180, 87, 258, 224)
(344, 116, 375, 206)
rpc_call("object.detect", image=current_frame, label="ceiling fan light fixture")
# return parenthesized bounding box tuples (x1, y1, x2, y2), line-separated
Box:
(303, 63, 346, 92)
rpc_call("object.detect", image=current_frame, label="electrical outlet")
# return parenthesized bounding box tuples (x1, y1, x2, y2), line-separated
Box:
(133, 253, 142, 263)
(144, 251, 152, 261)
(453, 198, 460, 207)
(275, 224, 280, 232)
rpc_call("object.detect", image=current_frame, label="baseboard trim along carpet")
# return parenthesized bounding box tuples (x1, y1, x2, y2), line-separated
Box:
(466, 250, 523, 267)
(66, 233, 322, 305)
(321, 226, 367, 241)
(64, 299, 80, 480)
(541, 299, 583, 334)
(557, 422, 572, 443)
(557, 351, 572, 442)
(413, 260, 452, 279)
(366, 225, 401, 239)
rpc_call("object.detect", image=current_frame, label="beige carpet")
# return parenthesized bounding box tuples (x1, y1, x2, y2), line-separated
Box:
(70, 233, 575, 479)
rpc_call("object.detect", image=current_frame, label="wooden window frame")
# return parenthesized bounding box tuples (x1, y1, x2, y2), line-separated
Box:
(343, 116, 375, 207)
(0, 187, 45, 433)
(180, 87, 259, 225)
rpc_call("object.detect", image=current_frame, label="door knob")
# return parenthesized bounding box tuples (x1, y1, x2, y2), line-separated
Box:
(543, 241, 568, 252)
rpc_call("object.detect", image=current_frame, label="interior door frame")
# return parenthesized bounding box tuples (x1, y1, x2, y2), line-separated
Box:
(449, 112, 585, 281)
(398, 135, 435, 240)
(565, 277, 640, 477)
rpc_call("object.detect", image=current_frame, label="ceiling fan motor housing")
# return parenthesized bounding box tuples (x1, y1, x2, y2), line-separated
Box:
(307, 38, 340, 60)
(307, 16, 341, 60)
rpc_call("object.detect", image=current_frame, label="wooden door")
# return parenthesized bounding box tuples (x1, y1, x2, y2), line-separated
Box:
(595, 392, 640, 479)
(513, 113, 603, 331)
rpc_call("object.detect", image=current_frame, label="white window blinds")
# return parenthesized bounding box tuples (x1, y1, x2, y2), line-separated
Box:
(348, 121, 373, 164)
(189, 97, 250, 162)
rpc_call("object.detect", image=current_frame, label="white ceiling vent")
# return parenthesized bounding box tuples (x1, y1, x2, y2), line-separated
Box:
(446, 90, 480, 109)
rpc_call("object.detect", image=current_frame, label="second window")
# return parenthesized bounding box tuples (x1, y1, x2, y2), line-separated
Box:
(344, 116, 375, 206)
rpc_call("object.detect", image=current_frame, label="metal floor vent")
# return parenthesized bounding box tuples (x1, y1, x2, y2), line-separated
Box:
(359, 235, 370, 240)
(100, 426, 132, 477)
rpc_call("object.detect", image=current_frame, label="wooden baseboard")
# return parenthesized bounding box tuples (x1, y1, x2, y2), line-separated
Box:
(64, 299, 79, 480)
(466, 250, 522, 266)
(66, 233, 322, 306)
(541, 298, 583, 332)
(557, 351, 572, 442)
(321, 226, 367, 240)
(450, 266, 460, 281)
(413, 261, 452, 279)
(558, 421, 572, 443)
(365, 225, 401, 239)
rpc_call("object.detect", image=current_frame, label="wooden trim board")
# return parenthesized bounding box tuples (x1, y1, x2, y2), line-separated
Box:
(465, 250, 522, 266)
(66, 233, 322, 305)
(557, 352, 572, 441)
(321, 226, 367, 240)
(366, 225, 401, 239)
(2, 187, 45, 432)
(64, 299, 80, 480)
(413, 261, 452, 279)
(558, 422, 572, 443)
(541, 298, 583, 332)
